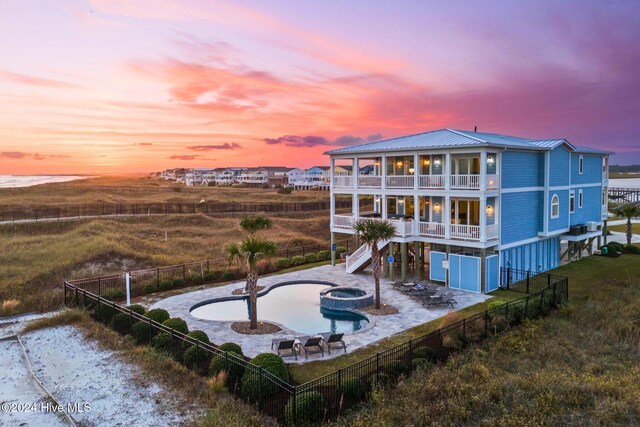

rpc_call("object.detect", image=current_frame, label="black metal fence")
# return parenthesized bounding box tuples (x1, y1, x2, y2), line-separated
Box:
(65, 240, 352, 298)
(500, 267, 567, 298)
(0, 200, 352, 224)
(63, 267, 568, 425)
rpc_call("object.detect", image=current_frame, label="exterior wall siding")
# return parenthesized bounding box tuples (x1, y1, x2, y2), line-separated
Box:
(549, 146, 570, 186)
(570, 185, 602, 225)
(548, 189, 569, 232)
(500, 237, 560, 273)
(571, 153, 603, 185)
(501, 151, 544, 188)
(500, 191, 543, 245)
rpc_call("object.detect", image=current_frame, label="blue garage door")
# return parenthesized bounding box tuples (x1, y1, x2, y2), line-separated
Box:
(429, 251, 447, 282)
(449, 254, 481, 293)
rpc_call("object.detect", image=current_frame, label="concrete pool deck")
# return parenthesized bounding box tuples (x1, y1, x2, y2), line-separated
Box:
(150, 264, 490, 362)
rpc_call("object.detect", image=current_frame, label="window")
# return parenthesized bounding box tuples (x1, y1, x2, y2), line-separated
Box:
(551, 194, 559, 219)
(602, 187, 607, 206)
(578, 189, 583, 208)
(569, 191, 575, 213)
(579, 155, 584, 174)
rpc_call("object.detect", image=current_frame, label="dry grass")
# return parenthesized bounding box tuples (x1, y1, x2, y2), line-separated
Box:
(336, 255, 640, 426)
(609, 223, 640, 234)
(0, 298, 21, 316)
(0, 213, 330, 315)
(0, 175, 328, 206)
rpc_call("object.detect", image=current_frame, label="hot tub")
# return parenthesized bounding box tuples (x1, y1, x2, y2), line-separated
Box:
(319, 287, 373, 311)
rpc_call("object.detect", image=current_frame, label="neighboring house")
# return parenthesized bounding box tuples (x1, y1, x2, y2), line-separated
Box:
(185, 168, 222, 186)
(215, 168, 246, 185)
(239, 166, 293, 187)
(325, 128, 610, 293)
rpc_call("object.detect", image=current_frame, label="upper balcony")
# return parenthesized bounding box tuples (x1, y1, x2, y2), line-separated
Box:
(332, 153, 499, 191)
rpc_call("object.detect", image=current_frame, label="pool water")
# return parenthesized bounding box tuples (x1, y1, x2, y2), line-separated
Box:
(190, 283, 369, 335)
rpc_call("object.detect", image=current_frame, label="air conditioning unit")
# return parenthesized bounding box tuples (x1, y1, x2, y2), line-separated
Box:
(569, 226, 581, 235)
(586, 221, 598, 232)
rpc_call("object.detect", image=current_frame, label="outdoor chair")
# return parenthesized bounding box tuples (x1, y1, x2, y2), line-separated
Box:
(319, 332, 347, 355)
(425, 293, 455, 309)
(271, 338, 298, 359)
(296, 336, 324, 359)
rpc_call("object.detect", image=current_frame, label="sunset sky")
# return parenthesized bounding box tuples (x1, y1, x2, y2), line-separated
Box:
(1, 0, 639, 174)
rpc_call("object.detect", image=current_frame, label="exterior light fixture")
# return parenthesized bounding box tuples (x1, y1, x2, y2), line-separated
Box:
(424, 159, 430, 165)
(434, 158, 441, 166)
(375, 160, 380, 165)
(396, 161, 403, 167)
(486, 205, 493, 213)
(434, 203, 441, 211)
(487, 155, 495, 164)
(409, 168, 415, 174)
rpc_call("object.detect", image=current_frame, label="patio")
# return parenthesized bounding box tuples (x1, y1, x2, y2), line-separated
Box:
(150, 264, 490, 363)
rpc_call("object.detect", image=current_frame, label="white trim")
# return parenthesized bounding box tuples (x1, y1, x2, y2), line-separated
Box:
(550, 193, 560, 219)
(578, 189, 583, 208)
(578, 154, 584, 175)
(499, 234, 561, 250)
(569, 190, 575, 213)
(500, 182, 602, 194)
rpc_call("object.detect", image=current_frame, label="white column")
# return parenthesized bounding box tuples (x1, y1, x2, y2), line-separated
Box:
(480, 151, 487, 191)
(329, 157, 335, 191)
(353, 193, 359, 219)
(353, 157, 358, 190)
(444, 152, 451, 191)
(330, 193, 335, 228)
(381, 155, 387, 191)
(413, 153, 419, 190)
(414, 195, 420, 236)
(444, 195, 451, 239)
(381, 195, 387, 220)
(480, 197, 487, 242)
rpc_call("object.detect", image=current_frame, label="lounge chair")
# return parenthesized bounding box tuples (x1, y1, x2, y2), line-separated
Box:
(425, 293, 455, 309)
(271, 339, 297, 359)
(296, 336, 324, 359)
(319, 332, 347, 354)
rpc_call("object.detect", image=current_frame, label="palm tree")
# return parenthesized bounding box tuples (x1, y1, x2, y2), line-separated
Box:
(353, 219, 396, 309)
(614, 202, 640, 245)
(239, 214, 272, 234)
(226, 236, 277, 329)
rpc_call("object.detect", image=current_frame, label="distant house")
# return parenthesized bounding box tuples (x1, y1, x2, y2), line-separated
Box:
(239, 166, 293, 187)
(325, 128, 611, 293)
(216, 168, 246, 186)
(185, 168, 223, 186)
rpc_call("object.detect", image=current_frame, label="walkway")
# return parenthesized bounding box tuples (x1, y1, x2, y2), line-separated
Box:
(150, 264, 489, 362)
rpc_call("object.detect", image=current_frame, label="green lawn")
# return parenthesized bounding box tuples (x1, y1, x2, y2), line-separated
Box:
(337, 254, 640, 426)
(289, 287, 523, 384)
(608, 223, 640, 234)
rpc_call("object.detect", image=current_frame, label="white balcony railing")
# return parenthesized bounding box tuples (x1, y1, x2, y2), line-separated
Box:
(419, 221, 446, 237)
(450, 174, 480, 189)
(450, 224, 481, 240)
(418, 175, 445, 189)
(333, 175, 354, 187)
(389, 219, 413, 237)
(345, 242, 369, 270)
(486, 224, 499, 239)
(333, 214, 355, 229)
(358, 175, 382, 188)
(386, 175, 415, 188)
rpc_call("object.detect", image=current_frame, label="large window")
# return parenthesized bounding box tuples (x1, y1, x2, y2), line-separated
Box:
(569, 191, 575, 213)
(551, 194, 560, 219)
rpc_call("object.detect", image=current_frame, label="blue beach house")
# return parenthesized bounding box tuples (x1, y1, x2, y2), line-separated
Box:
(325, 129, 610, 293)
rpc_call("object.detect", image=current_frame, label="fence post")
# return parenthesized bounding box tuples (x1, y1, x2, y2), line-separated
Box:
(506, 267, 511, 290)
(74, 287, 78, 306)
(98, 277, 102, 295)
(524, 295, 530, 319)
(540, 288, 545, 314)
(526, 271, 530, 294)
(408, 340, 413, 366)
(565, 278, 569, 302)
(258, 366, 263, 410)
(376, 352, 380, 382)
(148, 317, 153, 342)
(552, 282, 557, 307)
(292, 387, 297, 425)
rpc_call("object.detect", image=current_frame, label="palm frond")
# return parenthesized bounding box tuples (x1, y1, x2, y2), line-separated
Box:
(239, 214, 273, 234)
(353, 218, 396, 245)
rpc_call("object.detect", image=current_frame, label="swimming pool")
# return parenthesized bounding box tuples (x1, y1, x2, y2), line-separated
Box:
(190, 282, 369, 335)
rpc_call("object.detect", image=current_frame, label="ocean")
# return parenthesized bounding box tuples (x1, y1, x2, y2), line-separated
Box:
(0, 175, 91, 188)
(609, 178, 640, 189)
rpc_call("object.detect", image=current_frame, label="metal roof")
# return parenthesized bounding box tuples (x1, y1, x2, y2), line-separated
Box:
(573, 145, 613, 155)
(324, 128, 607, 155)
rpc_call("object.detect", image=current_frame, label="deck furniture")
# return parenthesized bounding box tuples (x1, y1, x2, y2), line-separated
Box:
(424, 293, 456, 309)
(319, 332, 347, 355)
(296, 336, 324, 359)
(271, 339, 298, 359)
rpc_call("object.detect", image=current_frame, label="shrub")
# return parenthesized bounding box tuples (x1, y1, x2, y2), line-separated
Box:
(506, 303, 526, 324)
(203, 271, 216, 282)
(210, 351, 245, 389)
(285, 391, 324, 425)
(488, 299, 506, 310)
(368, 373, 391, 390)
(290, 255, 305, 266)
(187, 330, 210, 344)
(192, 276, 204, 286)
(625, 244, 640, 254)
(383, 360, 409, 380)
(173, 278, 186, 287)
(163, 317, 189, 334)
(159, 280, 174, 291)
(411, 358, 432, 370)
(183, 344, 212, 375)
(413, 345, 437, 362)
(608, 241, 624, 253)
(221, 271, 236, 281)
(304, 253, 318, 264)
(104, 289, 125, 300)
(219, 342, 244, 355)
(335, 246, 347, 256)
(131, 321, 155, 344)
(241, 353, 289, 400)
(144, 308, 170, 324)
(317, 250, 330, 261)
(151, 333, 175, 355)
(277, 187, 293, 194)
(338, 378, 365, 400)
(276, 258, 291, 269)
(93, 303, 115, 324)
(112, 312, 133, 334)
(143, 284, 156, 294)
(127, 304, 146, 315)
